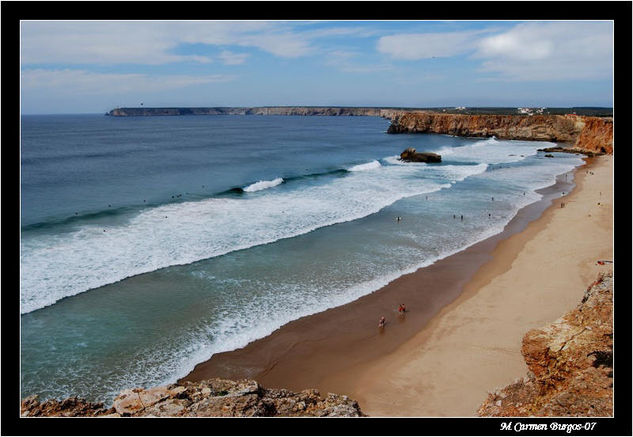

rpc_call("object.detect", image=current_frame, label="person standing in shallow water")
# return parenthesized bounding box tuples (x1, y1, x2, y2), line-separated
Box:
(378, 316, 386, 328)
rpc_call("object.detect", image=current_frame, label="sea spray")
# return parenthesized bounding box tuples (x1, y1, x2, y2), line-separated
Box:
(243, 178, 284, 192)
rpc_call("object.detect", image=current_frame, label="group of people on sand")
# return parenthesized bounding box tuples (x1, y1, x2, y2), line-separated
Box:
(378, 304, 407, 328)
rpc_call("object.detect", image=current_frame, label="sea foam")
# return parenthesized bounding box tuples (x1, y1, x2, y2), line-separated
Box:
(243, 178, 284, 192)
(21, 161, 479, 314)
(347, 160, 381, 172)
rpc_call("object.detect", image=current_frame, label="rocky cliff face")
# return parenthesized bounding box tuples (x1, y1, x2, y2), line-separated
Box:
(477, 271, 613, 417)
(572, 116, 613, 154)
(387, 113, 581, 142)
(21, 378, 365, 417)
(387, 112, 613, 155)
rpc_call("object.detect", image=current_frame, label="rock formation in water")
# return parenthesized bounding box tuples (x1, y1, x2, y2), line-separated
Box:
(477, 271, 613, 417)
(399, 147, 442, 163)
(387, 112, 613, 156)
(21, 378, 365, 417)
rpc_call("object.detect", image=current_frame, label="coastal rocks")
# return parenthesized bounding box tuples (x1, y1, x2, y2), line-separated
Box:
(21, 378, 365, 418)
(477, 271, 613, 417)
(537, 146, 600, 157)
(387, 113, 613, 156)
(20, 395, 115, 417)
(400, 147, 442, 163)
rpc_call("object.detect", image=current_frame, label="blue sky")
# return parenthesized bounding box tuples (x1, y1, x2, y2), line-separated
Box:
(20, 20, 614, 114)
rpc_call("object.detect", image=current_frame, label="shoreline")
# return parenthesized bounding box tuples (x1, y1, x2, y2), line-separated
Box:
(341, 155, 613, 416)
(181, 156, 611, 414)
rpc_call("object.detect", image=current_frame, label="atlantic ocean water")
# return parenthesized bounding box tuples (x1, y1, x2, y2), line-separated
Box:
(20, 114, 584, 403)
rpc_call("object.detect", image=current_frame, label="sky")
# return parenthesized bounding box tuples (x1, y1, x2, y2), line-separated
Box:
(20, 20, 614, 114)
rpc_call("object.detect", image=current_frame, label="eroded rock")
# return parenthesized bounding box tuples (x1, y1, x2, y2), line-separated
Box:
(399, 147, 442, 163)
(21, 378, 365, 417)
(478, 271, 613, 417)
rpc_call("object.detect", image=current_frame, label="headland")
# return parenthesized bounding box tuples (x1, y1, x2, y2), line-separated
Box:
(108, 106, 613, 156)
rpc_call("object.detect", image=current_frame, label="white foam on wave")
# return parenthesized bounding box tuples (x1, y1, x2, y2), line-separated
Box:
(439, 137, 552, 164)
(381, 155, 410, 166)
(21, 162, 480, 314)
(243, 177, 284, 192)
(347, 160, 381, 172)
(22, 140, 577, 316)
(144, 161, 550, 391)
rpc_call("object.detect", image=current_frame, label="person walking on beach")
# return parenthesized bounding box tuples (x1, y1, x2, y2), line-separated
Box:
(398, 304, 406, 314)
(378, 316, 386, 328)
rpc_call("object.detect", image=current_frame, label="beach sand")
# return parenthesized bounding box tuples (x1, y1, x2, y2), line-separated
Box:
(340, 155, 613, 416)
(183, 155, 613, 417)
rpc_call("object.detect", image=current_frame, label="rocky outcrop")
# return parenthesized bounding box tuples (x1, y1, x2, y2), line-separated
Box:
(537, 146, 601, 157)
(20, 396, 115, 417)
(21, 378, 365, 417)
(399, 147, 441, 163)
(387, 112, 613, 156)
(477, 271, 613, 417)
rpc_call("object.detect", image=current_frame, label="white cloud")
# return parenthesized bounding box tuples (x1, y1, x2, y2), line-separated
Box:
(21, 69, 235, 95)
(239, 32, 312, 58)
(377, 31, 483, 60)
(473, 21, 613, 81)
(20, 21, 318, 66)
(325, 50, 393, 74)
(375, 22, 613, 82)
(21, 22, 214, 65)
(219, 50, 248, 65)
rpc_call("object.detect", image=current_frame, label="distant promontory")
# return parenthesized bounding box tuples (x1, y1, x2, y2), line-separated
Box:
(106, 106, 613, 156)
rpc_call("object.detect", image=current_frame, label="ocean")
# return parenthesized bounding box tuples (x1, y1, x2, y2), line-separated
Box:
(20, 114, 584, 403)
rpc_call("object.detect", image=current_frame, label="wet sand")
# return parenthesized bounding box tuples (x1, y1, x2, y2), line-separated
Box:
(182, 155, 613, 417)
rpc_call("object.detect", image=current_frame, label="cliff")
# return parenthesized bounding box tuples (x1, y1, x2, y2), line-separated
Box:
(107, 107, 613, 155)
(21, 378, 365, 417)
(107, 106, 403, 119)
(477, 271, 613, 417)
(573, 116, 614, 154)
(387, 112, 613, 155)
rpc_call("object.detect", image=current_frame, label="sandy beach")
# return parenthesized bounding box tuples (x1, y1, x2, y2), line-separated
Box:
(342, 155, 614, 416)
(183, 155, 613, 417)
